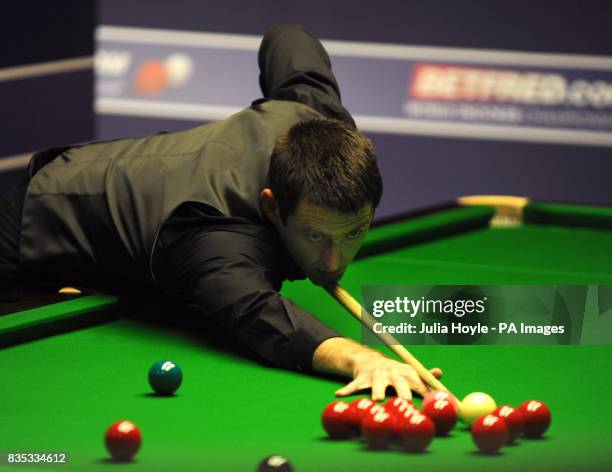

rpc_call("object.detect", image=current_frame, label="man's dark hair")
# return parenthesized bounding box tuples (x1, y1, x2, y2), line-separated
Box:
(269, 118, 383, 224)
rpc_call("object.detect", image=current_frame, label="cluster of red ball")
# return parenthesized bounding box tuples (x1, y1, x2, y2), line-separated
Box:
(321, 392, 551, 454)
(321, 393, 448, 452)
(472, 400, 551, 453)
(471, 400, 551, 454)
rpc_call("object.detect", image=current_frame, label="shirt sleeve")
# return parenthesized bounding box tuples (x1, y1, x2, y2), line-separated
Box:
(151, 214, 341, 373)
(257, 23, 356, 127)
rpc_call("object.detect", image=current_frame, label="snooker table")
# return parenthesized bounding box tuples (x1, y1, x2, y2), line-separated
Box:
(2, 197, 612, 472)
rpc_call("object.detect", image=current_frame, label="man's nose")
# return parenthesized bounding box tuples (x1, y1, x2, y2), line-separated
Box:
(321, 243, 342, 272)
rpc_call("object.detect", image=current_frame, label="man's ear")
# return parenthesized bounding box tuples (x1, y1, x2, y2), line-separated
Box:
(260, 188, 280, 224)
(368, 205, 376, 224)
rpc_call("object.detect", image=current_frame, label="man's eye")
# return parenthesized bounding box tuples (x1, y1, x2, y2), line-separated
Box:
(307, 233, 323, 242)
(346, 229, 363, 240)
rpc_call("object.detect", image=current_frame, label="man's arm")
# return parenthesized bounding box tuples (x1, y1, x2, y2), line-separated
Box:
(151, 209, 342, 372)
(257, 24, 356, 126)
(152, 210, 441, 399)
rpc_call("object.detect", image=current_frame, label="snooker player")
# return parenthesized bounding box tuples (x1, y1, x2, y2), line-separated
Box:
(0, 24, 441, 400)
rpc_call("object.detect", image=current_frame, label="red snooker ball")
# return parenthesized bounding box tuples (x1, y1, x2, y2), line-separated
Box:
(393, 404, 420, 436)
(519, 400, 551, 438)
(350, 398, 376, 422)
(321, 401, 360, 439)
(361, 409, 397, 449)
(360, 404, 386, 427)
(393, 401, 419, 419)
(396, 412, 436, 452)
(422, 397, 458, 436)
(385, 396, 412, 414)
(422, 390, 459, 412)
(104, 420, 142, 461)
(493, 405, 525, 443)
(471, 414, 508, 454)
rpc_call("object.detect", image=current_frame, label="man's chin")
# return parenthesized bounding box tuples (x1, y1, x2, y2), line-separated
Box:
(309, 277, 329, 287)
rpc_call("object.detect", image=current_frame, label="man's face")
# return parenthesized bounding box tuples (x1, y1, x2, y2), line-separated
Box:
(266, 195, 373, 286)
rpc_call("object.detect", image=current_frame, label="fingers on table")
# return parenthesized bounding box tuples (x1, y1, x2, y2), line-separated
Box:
(371, 368, 389, 401)
(335, 365, 437, 400)
(388, 369, 412, 401)
(335, 378, 368, 397)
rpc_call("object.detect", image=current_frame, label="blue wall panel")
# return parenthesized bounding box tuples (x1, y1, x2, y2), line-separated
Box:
(95, 1, 612, 215)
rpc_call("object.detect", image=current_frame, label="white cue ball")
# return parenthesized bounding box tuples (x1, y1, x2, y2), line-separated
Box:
(459, 392, 497, 425)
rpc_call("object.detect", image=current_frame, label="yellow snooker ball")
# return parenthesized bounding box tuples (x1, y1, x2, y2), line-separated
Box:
(459, 392, 497, 425)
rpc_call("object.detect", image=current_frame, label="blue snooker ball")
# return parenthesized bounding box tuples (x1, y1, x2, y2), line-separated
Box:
(148, 360, 182, 395)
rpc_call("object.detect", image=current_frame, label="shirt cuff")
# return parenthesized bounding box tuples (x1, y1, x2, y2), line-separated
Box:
(281, 296, 342, 373)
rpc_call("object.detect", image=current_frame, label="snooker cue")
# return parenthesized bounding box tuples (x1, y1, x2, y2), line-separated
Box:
(325, 283, 451, 394)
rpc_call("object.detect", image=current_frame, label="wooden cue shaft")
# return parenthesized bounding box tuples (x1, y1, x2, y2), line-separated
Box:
(325, 283, 450, 393)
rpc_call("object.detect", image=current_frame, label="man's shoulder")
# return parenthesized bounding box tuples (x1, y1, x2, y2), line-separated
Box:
(160, 202, 277, 250)
(158, 202, 305, 279)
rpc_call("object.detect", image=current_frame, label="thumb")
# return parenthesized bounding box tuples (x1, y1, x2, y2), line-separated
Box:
(430, 367, 443, 379)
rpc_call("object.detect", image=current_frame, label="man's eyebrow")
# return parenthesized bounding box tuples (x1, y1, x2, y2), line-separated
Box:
(299, 221, 370, 235)
(299, 224, 323, 233)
